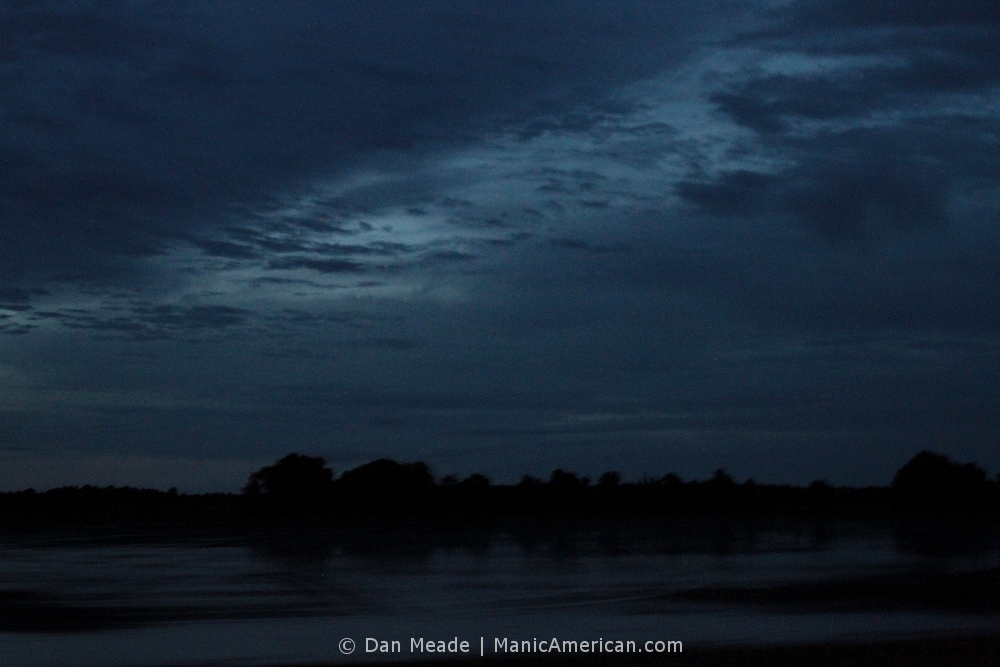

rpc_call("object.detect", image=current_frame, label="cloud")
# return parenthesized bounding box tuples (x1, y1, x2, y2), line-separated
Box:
(717, 0, 1000, 136)
(782, 149, 949, 238)
(677, 130, 950, 239)
(709, 73, 882, 134)
(266, 258, 367, 275)
(782, 0, 1000, 30)
(2, 1, 1000, 488)
(191, 240, 261, 260)
(29, 303, 253, 341)
(549, 238, 632, 255)
(0, 0, 712, 302)
(0, 286, 43, 311)
(675, 170, 780, 217)
(711, 54, 1000, 134)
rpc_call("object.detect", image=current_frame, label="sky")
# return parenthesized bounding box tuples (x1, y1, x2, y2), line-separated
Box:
(2, 0, 999, 491)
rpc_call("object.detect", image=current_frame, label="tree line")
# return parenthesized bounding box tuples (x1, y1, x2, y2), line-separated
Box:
(1, 450, 997, 524)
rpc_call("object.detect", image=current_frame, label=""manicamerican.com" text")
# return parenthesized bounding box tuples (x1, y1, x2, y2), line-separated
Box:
(361, 636, 681, 655)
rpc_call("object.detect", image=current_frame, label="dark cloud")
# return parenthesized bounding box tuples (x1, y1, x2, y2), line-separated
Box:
(513, 99, 641, 141)
(677, 129, 950, 239)
(266, 257, 367, 274)
(191, 240, 261, 260)
(0, 286, 42, 311)
(784, 0, 1000, 30)
(0, 320, 33, 335)
(30, 303, 252, 341)
(3, 1, 1000, 490)
(783, 155, 948, 239)
(711, 50, 1000, 133)
(717, 0, 1000, 139)
(710, 74, 879, 134)
(675, 171, 780, 217)
(549, 238, 632, 255)
(197, 231, 412, 260)
(138, 305, 250, 330)
(423, 250, 478, 263)
(0, 0, 708, 300)
(482, 232, 534, 248)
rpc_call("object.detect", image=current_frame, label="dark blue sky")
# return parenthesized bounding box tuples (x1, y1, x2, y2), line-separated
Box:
(2, 0, 999, 491)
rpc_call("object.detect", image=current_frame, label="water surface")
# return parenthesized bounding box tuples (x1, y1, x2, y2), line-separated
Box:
(1, 516, 997, 666)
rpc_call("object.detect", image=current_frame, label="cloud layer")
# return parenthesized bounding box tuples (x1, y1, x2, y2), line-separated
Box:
(2, 0, 999, 490)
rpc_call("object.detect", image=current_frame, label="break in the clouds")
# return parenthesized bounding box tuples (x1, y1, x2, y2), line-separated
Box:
(1, 0, 999, 491)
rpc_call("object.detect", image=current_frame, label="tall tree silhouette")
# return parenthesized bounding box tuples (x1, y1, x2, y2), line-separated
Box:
(244, 453, 335, 514)
(892, 451, 989, 513)
(337, 459, 433, 514)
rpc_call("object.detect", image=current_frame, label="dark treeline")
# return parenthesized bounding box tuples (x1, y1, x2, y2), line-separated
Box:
(1, 450, 998, 525)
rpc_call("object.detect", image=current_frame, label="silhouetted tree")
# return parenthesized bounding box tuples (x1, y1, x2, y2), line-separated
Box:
(660, 473, 682, 486)
(549, 469, 584, 487)
(459, 473, 491, 488)
(701, 468, 737, 511)
(337, 459, 433, 514)
(808, 479, 835, 512)
(808, 480, 828, 491)
(243, 453, 335, 514)
(435, 473, 493, 515)
(709, 468, 736, 488)
(598, 471, 621, 488)
(892, 451, 990, 513)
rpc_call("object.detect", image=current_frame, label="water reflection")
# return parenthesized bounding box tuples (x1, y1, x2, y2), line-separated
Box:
(893, 515, 1000, 558)
(0, 516, 997, 664)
